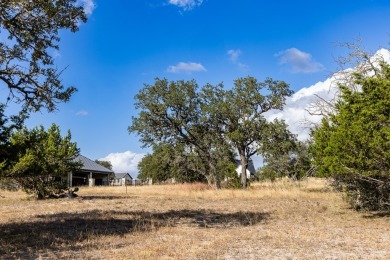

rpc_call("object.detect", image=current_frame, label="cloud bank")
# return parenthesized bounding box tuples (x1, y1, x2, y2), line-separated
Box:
(276, 48, 324, 73)
(168, 0, 203, 11)
(265, 77, 337, 141)
(167, 62, 206, 73)
(100, 151, 145, 178)
(267, 48, 390, 141)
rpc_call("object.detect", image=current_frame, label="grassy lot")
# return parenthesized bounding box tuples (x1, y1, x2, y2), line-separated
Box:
(0, 178, 389, 259)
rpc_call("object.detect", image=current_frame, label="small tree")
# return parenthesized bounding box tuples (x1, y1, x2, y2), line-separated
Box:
(2, 124, 80, 199)
(0, 1, 89, 183)
(137, 143, 176, 183)
(218, 160, 242, 189)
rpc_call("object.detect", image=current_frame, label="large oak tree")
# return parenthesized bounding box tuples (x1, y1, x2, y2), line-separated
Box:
(129, 79, 232, 188)
(130, 76, 293, 189)
(205, 77, 293, 188)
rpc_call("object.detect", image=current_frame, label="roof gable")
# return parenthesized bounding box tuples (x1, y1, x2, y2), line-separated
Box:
(114, 173, 133, 179)
(75, 155, 113, 173)
(234, 159, 256, 173)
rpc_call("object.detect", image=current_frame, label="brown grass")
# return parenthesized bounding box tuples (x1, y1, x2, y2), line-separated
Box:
(0, 178, 389, 259)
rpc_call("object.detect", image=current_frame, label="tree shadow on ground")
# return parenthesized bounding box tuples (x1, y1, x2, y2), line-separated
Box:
(0, 209, 270, 258)
(79, 195, 134, 200)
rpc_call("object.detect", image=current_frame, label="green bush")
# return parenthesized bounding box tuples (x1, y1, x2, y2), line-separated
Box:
(221, 161, 251, 189)
(311, 60, 390, 211)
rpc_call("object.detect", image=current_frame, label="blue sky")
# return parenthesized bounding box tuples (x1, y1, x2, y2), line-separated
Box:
(21, 0, 390, 176)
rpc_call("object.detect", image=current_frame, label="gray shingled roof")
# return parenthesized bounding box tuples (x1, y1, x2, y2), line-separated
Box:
(114, 173, 133, 179)
(234, 159, 256, 173)
(75, 155, 113, 173)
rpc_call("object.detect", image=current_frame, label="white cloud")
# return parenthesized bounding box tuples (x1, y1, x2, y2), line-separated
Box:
(275, 48, 324, 73)
(78, 0, 96, 15)
(100, 151, 146, 178)
(168, 0, 203, 11)
(75, 110, 88, 116)
(167, 62, 206, 74)
(265, 77, 337, 141)
(227, 49, 241, 63)
(227, 49, 249, 71)
(266, 48, 390, 141)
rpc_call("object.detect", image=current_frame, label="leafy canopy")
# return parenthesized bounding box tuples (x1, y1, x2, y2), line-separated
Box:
(2, 124, 80, 199)
(130, 78, 234, 188)
(137, 143, 177, 182)
(210, 77, 294, 188)
(0, 1, 87, 197)
(0, 0, 87, 113)
(130, 76, 294, 188)
(311, 60, 390, 210)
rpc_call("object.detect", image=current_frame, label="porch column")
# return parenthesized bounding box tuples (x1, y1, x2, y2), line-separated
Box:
(68, 172, 73, 187)
(89, 172, 95, 187)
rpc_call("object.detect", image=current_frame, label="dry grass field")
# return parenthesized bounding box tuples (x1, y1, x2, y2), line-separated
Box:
(0, 178, 389, 259)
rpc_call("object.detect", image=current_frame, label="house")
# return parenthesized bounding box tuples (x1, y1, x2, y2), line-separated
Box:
(111, 173, 133, 186)
(234, 159, 256, 179)
(132, 179, 142, 186)
(68, 155, 114, 187)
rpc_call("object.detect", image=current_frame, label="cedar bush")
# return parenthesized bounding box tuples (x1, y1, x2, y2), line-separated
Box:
(311, 60, 390, 211)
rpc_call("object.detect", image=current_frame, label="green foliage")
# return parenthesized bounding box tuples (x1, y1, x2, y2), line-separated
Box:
(258, 121, 312, 181)
(219, 160, 244, 189)
(0, 2, 87, 192)
(130, 78, 234, 188)
(256, 167, 278, 182)
(0, 104, 27, 168)
(202, 76, 293, 188)
(0, 0, 87, 113)
(138, 143, 175, 182)
(311, 61, 390, 210)
(138, 143, 208, 183)
(1, 124, 80, 199)
(130, 76, 293, 189)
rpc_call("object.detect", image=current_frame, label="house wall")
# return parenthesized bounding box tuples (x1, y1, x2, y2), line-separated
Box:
(93, 173, 110, 186)
(68, 172, 110, 187)
(111, 176, 132, 186)
(111, 178, 125, 186)
(235, 165, 252, 179)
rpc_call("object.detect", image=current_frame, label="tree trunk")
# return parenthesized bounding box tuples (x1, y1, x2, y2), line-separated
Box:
(205, 175, 213, 186)
(209, 161, 221, 189)
(239, 150, 247, 189)
(36, 191, 44, 200)
(215, 172, 221, 190)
